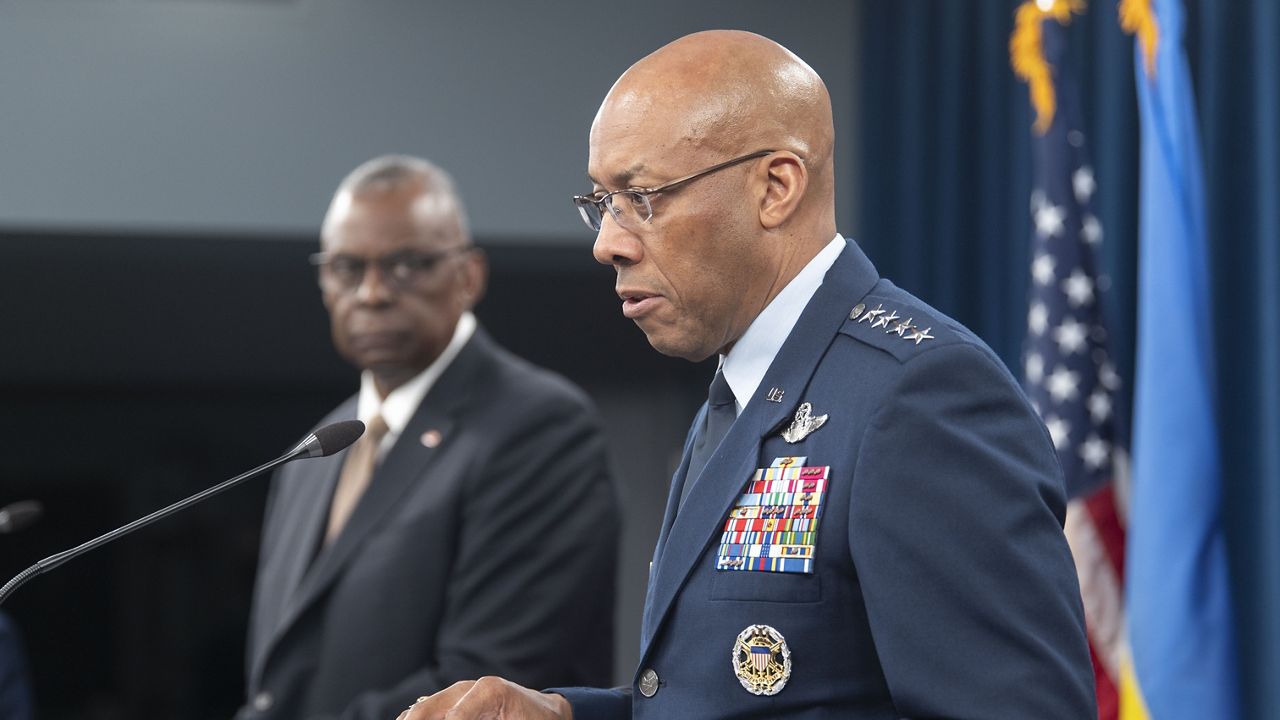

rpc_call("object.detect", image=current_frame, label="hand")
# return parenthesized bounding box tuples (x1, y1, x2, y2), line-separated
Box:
(397, 677, 573, 720)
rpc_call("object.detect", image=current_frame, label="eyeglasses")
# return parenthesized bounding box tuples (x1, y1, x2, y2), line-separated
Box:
(572, 149, 775, 231)
(309, 247, 472, 293)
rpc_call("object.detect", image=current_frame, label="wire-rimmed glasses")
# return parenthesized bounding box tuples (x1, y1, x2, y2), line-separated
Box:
(572, 149, 775, 231)
(309, 246, 472, 293)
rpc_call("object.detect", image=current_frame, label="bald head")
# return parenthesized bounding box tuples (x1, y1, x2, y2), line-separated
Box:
(588, 31, 840, 361)
(322, 154, 470, 248)
(592, 30, 835, 222)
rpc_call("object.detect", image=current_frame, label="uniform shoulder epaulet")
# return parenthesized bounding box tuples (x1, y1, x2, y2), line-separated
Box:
(838, 293, 957, 362)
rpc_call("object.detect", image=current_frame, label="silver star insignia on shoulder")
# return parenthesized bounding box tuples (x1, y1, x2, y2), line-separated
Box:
(855, 302, 936, 345)
(872, 310, 899, 329)
(857, 303, 885, 324)
(905, 327, 935, 345)
(781, 402, 828, 443)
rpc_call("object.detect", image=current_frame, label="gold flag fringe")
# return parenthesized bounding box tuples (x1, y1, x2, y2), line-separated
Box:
(1119, 0, 1160, 79)
(1010, 0, 1086, 135)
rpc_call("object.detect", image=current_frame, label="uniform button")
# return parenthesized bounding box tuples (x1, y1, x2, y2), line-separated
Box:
(638, 668, 660, 698)
(252, 691, 274, 712)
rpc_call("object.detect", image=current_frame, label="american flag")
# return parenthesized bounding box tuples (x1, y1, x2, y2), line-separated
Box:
(1014, 5, 1130, 718)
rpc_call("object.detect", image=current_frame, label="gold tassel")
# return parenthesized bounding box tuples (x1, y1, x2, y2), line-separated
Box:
(1119, 0, 1160, 79)
(1010, 0, 1086, 135)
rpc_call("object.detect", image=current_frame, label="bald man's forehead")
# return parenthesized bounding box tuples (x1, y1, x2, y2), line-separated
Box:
(590, 84, 704, 146)
(322, 183, 463, 251)
(589, 95, 687, 187)
(588, 29, 835, 191)
(587, 127, 670, 189)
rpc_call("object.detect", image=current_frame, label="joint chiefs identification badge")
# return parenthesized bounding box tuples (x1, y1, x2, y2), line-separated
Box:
(733, 624, 792, 696)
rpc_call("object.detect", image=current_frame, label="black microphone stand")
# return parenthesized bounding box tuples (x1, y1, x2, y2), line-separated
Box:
(0, 419, 362, 607)
(0, 447, 302, 606)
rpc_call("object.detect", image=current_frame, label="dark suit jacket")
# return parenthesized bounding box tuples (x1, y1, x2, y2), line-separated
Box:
(558, 242, 1094, 719)
(0, 612, 34, 720)
(241, 328, 617, 720)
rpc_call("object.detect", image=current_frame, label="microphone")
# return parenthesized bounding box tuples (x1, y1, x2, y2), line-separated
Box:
(290, 420, 366, 459)
(0, 501, 43, 535)
(0, 419, 364, 606)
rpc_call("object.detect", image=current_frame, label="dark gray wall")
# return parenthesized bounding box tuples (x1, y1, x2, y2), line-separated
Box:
(0, 0, 858, 239)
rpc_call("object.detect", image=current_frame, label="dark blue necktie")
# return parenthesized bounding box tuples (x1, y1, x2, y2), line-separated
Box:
(680, 370, 737, 509)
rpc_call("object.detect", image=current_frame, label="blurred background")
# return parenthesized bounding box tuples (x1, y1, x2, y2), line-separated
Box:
(0, 1, 1274, 718)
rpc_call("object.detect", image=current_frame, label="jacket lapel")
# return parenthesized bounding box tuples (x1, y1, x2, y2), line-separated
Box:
(257, 330, 492, 676)
(641, 408, 702, 640)
(248, 399, 353, 686)
(274, 447, 342, 617)
(639, 242, 880, 655)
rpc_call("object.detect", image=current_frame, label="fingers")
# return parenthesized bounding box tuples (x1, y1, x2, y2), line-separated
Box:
(399, 681, 475, 720)
(399, 677, 571, 720)
(443, 677, 510, 719)
(449, 677, 571, 719)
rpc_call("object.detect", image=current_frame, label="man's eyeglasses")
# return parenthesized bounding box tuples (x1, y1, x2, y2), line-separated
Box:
(309, 247, 472, 293)
(572, 149, 775, 232)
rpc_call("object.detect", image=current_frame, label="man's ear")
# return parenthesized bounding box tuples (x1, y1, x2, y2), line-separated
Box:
(758, 152, 808, 229)
(461, 248, 489, 309)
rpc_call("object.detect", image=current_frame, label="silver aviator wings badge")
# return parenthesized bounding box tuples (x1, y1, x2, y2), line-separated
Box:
(781, 402, 828, 443)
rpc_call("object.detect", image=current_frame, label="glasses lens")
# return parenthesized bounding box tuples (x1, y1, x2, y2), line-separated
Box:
(320, 255, 365, 289)
(315, 250, 462, 293)
(385, 254, 424, 285)
(575, 199, 604, 231)
(605, 191, 651, 226)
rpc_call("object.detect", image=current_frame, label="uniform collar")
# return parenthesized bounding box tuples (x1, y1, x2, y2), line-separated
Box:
(719, 234, 846, 414)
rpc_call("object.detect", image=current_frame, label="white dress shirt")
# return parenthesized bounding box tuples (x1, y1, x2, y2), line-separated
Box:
(719, 235, 847, 415)
(354, 311, 477, 458)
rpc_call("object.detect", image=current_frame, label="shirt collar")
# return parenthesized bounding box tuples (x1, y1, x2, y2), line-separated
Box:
(719, 235, 846, 415)
(356, 311, 477, 439)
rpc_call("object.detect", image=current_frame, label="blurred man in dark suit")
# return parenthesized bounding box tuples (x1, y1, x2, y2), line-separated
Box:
(402, 30, 1093, 720)
(0, 612, 34, 720)
(239, 155, 617, 720)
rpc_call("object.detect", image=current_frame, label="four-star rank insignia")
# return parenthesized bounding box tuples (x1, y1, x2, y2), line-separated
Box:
(733, 624, 792, 696)
(852, 302, 936, 345)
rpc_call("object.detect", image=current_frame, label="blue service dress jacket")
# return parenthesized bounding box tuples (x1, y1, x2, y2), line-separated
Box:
(556, 241, 1095, 719)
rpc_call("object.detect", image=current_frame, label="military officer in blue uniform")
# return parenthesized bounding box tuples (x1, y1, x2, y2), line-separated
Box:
(401, 29, 1095, 720)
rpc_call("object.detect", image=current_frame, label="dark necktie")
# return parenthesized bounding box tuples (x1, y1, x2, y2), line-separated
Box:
(680, 370, 737, 509)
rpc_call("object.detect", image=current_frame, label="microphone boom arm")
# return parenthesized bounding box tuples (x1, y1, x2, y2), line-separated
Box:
(0, 447, 303, 606)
